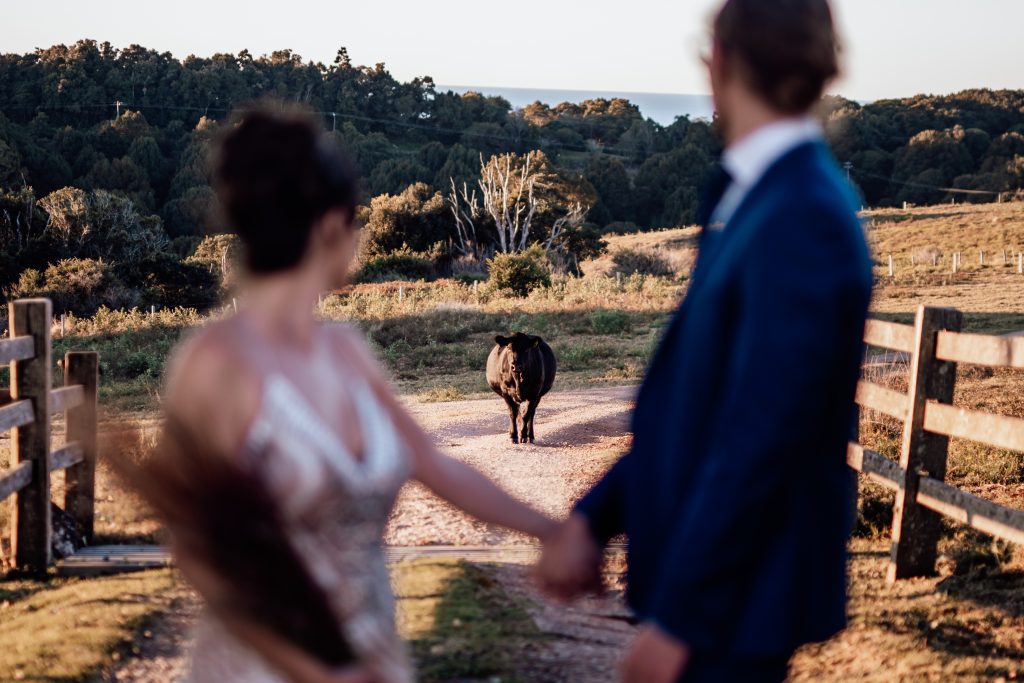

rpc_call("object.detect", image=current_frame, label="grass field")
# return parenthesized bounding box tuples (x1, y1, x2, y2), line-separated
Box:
(2, 200, 1024, 680)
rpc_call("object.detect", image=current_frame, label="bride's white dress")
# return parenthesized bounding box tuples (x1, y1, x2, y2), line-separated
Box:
(184, 360, 413, 683)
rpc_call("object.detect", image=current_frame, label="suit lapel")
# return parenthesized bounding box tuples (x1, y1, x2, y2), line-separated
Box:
(642, 141, 822, 385)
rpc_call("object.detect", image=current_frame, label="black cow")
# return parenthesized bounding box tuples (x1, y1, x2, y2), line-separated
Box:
(486, 332, 556, 444)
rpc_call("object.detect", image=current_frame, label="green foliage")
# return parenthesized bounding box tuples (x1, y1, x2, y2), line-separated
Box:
(360, 182, 450, 259)
(37, 187, 169, 261)
(355, 247, 437, 283)
(12, 257, 137, 315)
(589, 309, 631, 335)
(486, 247, 551, 296)
(114, 252, 220, 309)
(185, 233, 242, 291)
(585, 155, 634, 225)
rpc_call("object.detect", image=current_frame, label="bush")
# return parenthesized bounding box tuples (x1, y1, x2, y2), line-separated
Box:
(355, 247, 436, 283)
(114, 252, 220, 310)
(12, 258, 137, 315)
(186, 233, 242, 292)
(486, 247, 551, 297)
(360, 183, 451, 260)
(590, 309, 631, 335)
(612, 247, 675, 277)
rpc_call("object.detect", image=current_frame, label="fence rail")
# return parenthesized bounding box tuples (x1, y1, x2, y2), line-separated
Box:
(850, 307, 1024, 581)
(1, 298, 98, 573)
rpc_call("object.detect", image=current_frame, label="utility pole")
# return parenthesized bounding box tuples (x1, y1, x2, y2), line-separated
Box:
(114, 100, 123, 119)
(843, 161, 853, 183)
(331, 112, 337, 132)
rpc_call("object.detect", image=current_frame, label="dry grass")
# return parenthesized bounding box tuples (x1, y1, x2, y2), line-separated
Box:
(792, 539, 1024, 682)
(868, 201, 1024, 334)
(0, 569, 178, 682)
(394, 559, 545, 682)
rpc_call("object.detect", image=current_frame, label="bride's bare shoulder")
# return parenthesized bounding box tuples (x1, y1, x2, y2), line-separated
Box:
(164, 319, 260, 444)
(321, 321, 388, 380)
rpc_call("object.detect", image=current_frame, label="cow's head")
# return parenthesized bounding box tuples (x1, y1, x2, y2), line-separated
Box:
(495, 332, 541, 385)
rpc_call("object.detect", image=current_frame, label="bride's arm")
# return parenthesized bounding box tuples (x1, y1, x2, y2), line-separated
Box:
(393, 401, 557, 541)
(338, 329, 557, 541)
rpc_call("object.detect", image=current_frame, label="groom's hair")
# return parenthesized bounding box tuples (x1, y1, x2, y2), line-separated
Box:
(713, 0, 840, 114)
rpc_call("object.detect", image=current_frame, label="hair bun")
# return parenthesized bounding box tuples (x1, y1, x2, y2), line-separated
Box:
(213, 101, 360, 275)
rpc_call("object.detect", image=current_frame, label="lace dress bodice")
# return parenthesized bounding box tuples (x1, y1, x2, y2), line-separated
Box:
(185, 363, 412, 683)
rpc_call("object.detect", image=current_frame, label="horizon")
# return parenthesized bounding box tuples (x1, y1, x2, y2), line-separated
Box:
(3, 0, 1023, 102)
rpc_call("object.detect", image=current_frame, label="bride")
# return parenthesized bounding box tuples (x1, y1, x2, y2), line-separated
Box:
(150, 103, 557, 683)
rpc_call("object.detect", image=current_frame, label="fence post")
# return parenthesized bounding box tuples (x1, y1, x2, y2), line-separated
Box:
(64, 352, 99, 541)
(888, 305, 962, 582)
(10, 299, 53, 572)
(888, 255, 894, 277)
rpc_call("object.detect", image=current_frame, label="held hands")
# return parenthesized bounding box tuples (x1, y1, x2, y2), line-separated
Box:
(619, 624, 691, 683)
(535, 512, 604, 602)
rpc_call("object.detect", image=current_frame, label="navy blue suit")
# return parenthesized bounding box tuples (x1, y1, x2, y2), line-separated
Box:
(576, 141, 873, 676)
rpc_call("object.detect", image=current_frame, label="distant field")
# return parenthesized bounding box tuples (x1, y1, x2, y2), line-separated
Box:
(867, 201, 1024, 334)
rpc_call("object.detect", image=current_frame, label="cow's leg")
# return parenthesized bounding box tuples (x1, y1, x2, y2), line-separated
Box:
(503, 396, 520, 443)
(522, 400, 539, 444)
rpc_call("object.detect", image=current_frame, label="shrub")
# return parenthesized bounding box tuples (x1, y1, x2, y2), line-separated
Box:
(590, 309, 631, 335)
(612, 247, 675, 277)
(486, 247, 551, 297)
(355, 247, 436, 283)
(114, 252, 220, 310)
(186, 233, 243, 292)
(360, 183, 451, 260)
(13, 258, 137, 315)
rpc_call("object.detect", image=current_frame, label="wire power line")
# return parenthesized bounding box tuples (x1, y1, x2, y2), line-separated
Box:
(0, 100, 676, 159)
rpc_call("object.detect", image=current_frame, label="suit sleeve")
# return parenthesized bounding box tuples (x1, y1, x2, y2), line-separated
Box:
(646, 205, 869, 650)
(574, 453, 630, 544)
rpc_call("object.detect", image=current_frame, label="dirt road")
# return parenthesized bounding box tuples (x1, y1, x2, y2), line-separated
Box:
(387, 385, 635, 546)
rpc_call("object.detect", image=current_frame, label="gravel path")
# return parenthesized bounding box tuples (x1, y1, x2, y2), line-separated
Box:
(387, 385, 635, 546)
(108, 385, 637, 681)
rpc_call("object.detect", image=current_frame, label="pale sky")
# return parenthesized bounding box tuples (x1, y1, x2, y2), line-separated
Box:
(3, 0, 1023, 101)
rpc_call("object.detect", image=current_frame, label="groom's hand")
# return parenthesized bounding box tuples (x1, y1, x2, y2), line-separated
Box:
(535, 512, 603, 602)
(620, 624, 691, 683)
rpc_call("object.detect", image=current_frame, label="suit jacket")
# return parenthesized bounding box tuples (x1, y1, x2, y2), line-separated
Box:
(576, 140, 873, 657)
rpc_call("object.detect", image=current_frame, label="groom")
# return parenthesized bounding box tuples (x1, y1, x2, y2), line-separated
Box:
(537, 1, 872, 681)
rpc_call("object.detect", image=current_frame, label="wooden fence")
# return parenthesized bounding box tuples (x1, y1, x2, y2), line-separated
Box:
(0, 299, 98, 573)
(852, 305, 1024, 581)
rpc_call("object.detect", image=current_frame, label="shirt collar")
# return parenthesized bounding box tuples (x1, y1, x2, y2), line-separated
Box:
(721, 116, 823, 189)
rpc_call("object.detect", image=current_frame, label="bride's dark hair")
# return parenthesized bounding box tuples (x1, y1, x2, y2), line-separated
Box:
(213, 100, 360, 275)
(114, 417, 356, 666)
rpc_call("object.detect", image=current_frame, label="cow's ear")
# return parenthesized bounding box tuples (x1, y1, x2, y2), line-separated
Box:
(495, 335, 510, 347)
(531, 337, 541, 348)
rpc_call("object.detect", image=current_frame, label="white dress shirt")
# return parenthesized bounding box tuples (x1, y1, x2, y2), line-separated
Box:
(708, 116, 824, 230)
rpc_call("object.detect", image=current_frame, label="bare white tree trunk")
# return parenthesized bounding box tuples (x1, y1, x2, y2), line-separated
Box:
(446, 178, 482, 257)
(479, 152, 539, 253)
(450, 151, 590, 258)
(544, 202, 588, 253)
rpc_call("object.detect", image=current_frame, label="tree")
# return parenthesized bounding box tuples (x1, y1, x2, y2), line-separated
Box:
(38, 187, 169, 261)
(448, 151, 601, 264)
(360, 182, 449, 259)
(635, 145, 715, 227)
(585, 155, 634, 225)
